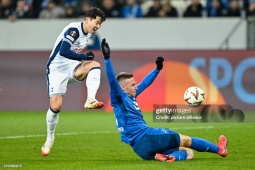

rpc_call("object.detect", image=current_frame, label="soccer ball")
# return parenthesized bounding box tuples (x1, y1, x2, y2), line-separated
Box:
(184, 86, 205, 108)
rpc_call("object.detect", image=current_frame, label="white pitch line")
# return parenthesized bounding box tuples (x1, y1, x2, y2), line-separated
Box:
(172, 126, 216, 130)
(0, 126, 215, 139)
(0, 131, 117, 139)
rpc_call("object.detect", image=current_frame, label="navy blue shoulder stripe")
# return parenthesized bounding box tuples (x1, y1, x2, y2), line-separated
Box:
(64, 27, 79, 43)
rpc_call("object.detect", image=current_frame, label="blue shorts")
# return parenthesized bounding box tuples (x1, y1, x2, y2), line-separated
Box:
(131, 127, 180, 160)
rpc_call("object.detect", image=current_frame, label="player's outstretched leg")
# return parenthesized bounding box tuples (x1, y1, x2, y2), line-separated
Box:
(181, 134, 228, 157)
(74, 61, 104, 109)
(217, 135, 228, 157)
(84, 67, 104, 109)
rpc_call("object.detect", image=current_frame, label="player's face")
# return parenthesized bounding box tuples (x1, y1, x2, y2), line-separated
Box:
(84, 16, 103, 34)
(122, 78, 137, 97)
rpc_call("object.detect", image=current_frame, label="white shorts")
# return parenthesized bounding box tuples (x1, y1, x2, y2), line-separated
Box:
(46, 60, 81, 97)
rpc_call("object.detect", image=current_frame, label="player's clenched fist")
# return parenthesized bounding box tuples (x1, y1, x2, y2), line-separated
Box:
(101, 38, 110, 59)
(86, 51, 94, 60)
(155, 56, 164, 70)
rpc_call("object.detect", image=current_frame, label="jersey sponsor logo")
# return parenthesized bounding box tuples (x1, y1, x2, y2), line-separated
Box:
(133, 101, 140, 110)
(70, 31, 76, 37)
(72, 48, 83, 54)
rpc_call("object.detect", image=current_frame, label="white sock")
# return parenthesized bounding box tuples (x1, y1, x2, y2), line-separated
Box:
(86, 68, 101, 101)
(46, 108, 59, 142)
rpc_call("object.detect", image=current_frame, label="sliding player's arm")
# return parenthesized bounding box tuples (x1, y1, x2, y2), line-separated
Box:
(102, 39, 124, 104)
(136, 57, 164, 96)
(59, 27, 94, 61)
(136, 68, 160, 96)
(105, 58, 124, 98)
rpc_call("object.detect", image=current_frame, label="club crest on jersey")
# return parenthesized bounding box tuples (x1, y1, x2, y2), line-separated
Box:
(70, 31, 76, 37)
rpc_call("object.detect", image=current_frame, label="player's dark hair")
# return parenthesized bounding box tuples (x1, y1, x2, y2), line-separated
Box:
(116, 72, 133, 82)
(86, 7, 106, 22)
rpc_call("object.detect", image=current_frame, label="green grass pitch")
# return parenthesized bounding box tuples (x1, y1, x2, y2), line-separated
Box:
(0, 111, 254, 170)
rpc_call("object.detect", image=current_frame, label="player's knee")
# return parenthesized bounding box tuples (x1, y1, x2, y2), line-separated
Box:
(186, 149, 194, 160)
(75, 61, 101, 81)
(87, 61, 101, 73)
(50, 96, 62, 112)
(50, 103, 62, 112)
(179, 147, 194, 160)
(179, 134, 192, 147)
(81, 61, 100, 69)
(90, 61, 100, 68)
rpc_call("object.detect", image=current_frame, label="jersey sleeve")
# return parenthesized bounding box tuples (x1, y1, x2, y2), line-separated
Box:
(63, 27, 79, 44)
(136, 68, 160, 97)
(59, 27, 88, 60)
(104, 58, 125, 106)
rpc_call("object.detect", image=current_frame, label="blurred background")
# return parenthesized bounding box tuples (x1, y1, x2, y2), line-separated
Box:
(0, 0, 254, 112)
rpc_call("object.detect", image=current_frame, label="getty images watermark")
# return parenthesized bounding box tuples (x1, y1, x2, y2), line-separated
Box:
(0, 164, 22, 168)
(153, 104, 247, 123)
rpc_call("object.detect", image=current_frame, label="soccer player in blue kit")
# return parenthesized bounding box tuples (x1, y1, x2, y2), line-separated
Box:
(101, 39, 228, 162)
(41, 7, 106, 156)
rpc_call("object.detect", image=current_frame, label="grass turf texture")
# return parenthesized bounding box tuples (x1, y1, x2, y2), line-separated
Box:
(0, 111, 254, 170)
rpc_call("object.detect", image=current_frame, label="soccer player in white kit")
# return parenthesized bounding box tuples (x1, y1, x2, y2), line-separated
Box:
(41, 7, 106, 156)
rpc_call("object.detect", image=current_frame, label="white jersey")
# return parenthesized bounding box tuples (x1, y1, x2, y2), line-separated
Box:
(48, 21, 92, 66)
(46, 21, 92, 97)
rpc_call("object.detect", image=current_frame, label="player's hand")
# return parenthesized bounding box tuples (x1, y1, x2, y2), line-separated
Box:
(155, 56, 164, 70)
(101, 38, 110, 59)
(86, 51, 94, 60)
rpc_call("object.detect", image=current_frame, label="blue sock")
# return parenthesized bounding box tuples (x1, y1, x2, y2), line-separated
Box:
(190, 137, 219, 153)
(162, 148, 179, 155)
(169, 151, 188, 161)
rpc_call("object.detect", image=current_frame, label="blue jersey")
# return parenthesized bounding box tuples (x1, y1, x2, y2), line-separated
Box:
(105, 58, 160, 145)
